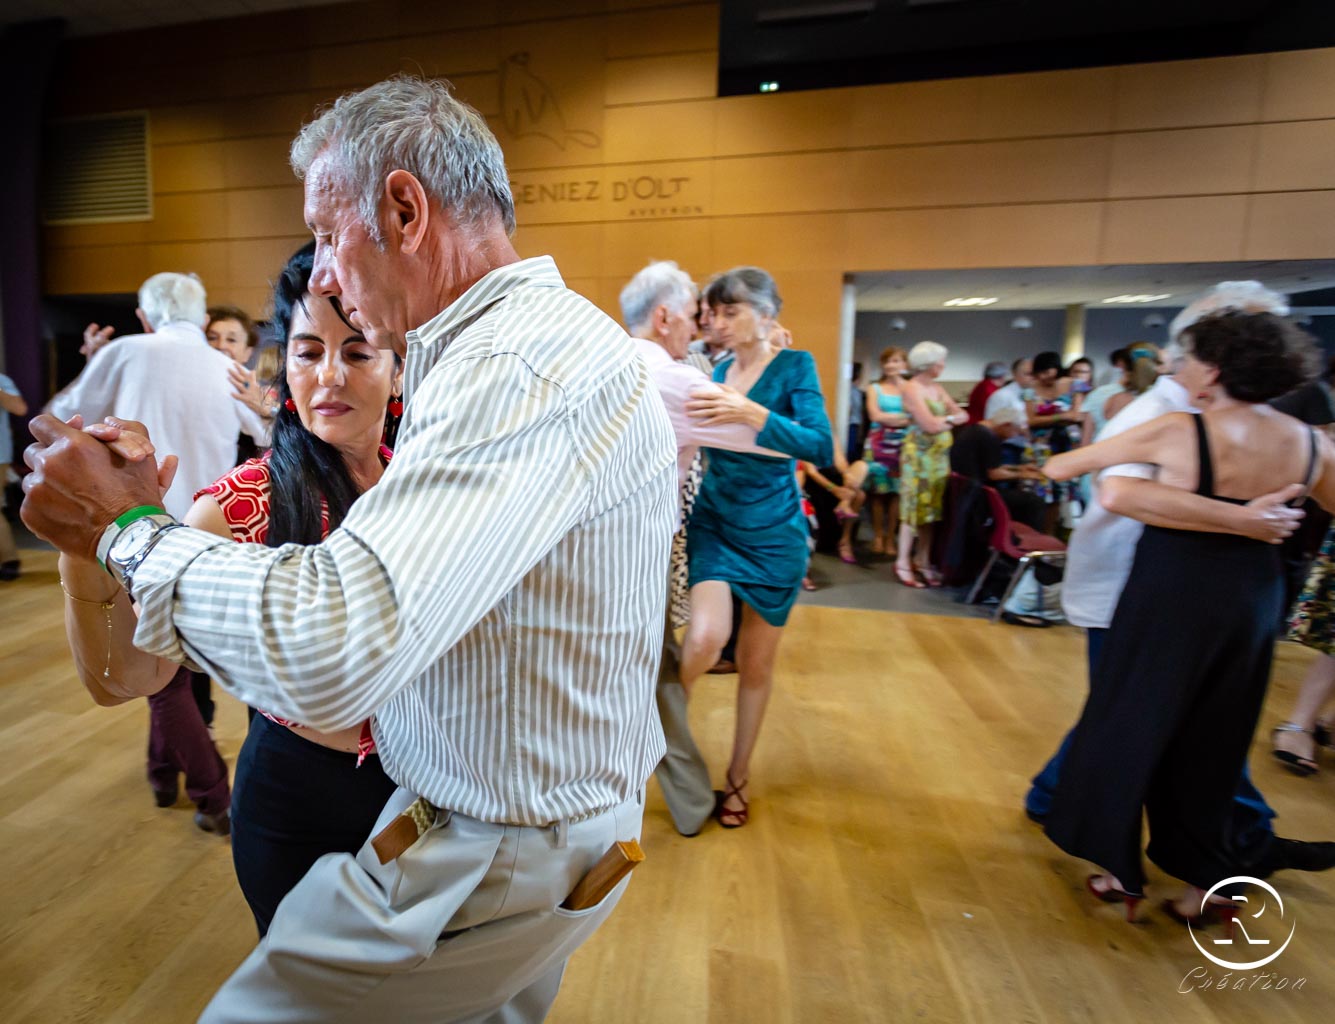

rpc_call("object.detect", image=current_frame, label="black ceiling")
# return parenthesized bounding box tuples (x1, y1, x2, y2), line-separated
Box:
(719, 0, 1335, 96)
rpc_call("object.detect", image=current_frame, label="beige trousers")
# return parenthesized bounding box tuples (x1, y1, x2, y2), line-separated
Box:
(200, 787, 645, 1023)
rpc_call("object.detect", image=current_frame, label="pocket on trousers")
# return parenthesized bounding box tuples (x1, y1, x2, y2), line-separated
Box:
(551, 875, 629, 920)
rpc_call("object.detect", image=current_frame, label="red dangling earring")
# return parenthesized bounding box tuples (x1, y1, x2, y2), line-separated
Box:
(388, 396, 403, 417)
(284, 398, 297, 412)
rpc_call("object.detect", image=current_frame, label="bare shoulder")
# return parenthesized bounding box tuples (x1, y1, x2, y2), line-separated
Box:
(182, 494, 234, 541)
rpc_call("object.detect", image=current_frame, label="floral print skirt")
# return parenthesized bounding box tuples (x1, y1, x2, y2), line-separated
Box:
(1290, 526, 1335, 656)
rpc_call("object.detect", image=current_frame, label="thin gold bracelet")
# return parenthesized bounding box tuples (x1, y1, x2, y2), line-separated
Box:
(59, 580, 118, 679)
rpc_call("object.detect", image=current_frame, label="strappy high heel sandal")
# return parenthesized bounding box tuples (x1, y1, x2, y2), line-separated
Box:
(1085, 874, 1144, 923)
(713, 773, 750, 829)
(1272, 722, 1319, 776)
(895, 565, 925, 588)
(1161, 891, 1239, 939)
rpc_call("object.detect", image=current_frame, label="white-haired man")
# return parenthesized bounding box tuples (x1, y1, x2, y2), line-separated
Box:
(24, 77, 677, 1022)
(48, 272, 269, 518)
(47, 271, 270, 837)
(619, 259, 781, 837)
(1025, 281, 1335, 877)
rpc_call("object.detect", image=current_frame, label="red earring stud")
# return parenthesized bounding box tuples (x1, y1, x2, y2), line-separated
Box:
(284, 398, 297, 412)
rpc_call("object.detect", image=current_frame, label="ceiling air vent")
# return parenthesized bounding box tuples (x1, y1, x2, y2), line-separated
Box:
(41, 111, 152, 225)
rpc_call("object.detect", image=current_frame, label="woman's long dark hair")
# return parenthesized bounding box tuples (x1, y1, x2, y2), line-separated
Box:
(266, 242, 373, 547)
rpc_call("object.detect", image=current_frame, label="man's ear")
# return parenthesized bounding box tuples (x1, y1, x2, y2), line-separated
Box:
(135, 308, 153, 334)
(651, 304, 671, 340)
(383, 170, 430, 255)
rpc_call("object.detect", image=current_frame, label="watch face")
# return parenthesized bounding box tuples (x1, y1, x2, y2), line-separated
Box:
(108, 518, 158, 565)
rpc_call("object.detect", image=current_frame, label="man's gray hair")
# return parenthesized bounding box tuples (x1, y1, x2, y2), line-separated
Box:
(990, 406, 1026, 429)
(1169, 280, 1290, 343)
(908, 340, 948, 373)
(138, 272, 207, 329)
(619, 260, 695, 334)
(290, 75, 516, 240)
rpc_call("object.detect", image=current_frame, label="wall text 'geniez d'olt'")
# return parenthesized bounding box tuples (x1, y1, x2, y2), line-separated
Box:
(509, 174, 703, 218)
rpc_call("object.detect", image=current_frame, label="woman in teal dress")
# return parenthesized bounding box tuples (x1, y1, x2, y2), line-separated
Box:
(863, 345, 909, 556)
(680, 266, 833, 829)
(896, 341, 967, 588)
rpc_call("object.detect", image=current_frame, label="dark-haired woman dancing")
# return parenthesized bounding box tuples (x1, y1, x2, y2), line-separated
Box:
(59, 243, 403, 935)
(1040, 311, 1334, 926)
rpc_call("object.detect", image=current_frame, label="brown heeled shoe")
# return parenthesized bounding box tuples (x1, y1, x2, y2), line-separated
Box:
(713, 773, 750, 829)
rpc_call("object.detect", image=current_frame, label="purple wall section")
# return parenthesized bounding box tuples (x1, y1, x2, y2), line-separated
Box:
(1, 20, 62, 462)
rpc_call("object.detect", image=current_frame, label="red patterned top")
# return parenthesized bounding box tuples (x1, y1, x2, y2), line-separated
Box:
(194, 448, 393, 765)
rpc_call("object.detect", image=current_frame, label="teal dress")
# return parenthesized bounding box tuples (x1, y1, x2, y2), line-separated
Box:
(687, 349, 834, 626)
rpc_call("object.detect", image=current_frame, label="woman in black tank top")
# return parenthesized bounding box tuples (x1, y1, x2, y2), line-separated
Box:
(1036, 311, 1331, 926)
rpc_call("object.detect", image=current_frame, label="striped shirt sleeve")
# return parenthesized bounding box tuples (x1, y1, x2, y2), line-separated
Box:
(131, 350, 591, 732)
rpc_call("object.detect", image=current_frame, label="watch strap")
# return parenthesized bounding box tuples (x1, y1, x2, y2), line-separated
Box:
(96, 504, 168, 570)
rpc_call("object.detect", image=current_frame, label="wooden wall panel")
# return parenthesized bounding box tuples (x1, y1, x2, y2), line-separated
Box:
(1254, 120, 1335, 193)
(713, 92, 854, 155)
(1098, 196, 1249, 264)
(602, 101, 713, 163)
(844, 205, 1103, 272)
(1246, 191, 1335, 259)
(607, 4, 717, 57)
(45, 246, 151, 295)
(1107, 125, 1257, 198)
(1111, 55, 1265, 130)
(975, 67, 1116, 138)
(1262, 48, 1335, 122)
(602, 219, 713, 279)
(37, 0, 1335, 405)
(227, 187, 308, 240)
(605, 53, 716, 106)
(152, 143, 227, 194)
(154, 193, 232, 243)
(848, 79, 983, 148)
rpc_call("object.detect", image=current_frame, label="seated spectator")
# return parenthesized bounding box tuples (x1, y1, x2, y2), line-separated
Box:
(949, 407, 1046, 530)
(802, 450, 868, 563)
(967, 361, 1008, 424)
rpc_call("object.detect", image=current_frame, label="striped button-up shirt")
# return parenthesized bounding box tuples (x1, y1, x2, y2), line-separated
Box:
(131, 256, 677, 825)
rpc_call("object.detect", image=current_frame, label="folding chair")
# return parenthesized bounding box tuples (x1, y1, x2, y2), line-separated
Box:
(964, 484, 1067, 622)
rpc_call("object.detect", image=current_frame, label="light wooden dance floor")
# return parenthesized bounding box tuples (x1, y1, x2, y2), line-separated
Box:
(2, 549, 1333, 1022)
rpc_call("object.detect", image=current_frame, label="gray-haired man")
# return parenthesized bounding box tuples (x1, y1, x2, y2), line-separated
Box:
(24, 76, 676, 1022)
(619, 259, 781, 836)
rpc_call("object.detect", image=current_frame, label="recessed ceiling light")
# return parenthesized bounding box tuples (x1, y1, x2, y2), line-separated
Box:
(943, 297, 999, 307)
(1101, 293, 1173, 303)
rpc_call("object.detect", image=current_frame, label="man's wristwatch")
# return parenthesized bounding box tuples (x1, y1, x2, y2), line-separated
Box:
(97, 505, 181, 598)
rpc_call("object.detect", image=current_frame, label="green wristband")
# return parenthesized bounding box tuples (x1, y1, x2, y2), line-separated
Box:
(114, 504, 167, 529)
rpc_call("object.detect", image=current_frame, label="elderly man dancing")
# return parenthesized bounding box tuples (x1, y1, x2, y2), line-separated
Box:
(24, 76, 676, 1022)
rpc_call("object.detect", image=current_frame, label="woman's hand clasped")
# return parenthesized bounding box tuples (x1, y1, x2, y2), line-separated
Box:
(686, 386, 769, 430)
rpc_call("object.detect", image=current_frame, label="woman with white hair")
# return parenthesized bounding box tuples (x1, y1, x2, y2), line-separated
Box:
(679, 266, 833, 828)
(895, 341, 966, 587)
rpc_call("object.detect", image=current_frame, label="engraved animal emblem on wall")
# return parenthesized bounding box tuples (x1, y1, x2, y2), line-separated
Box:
(500, 52, 601, 150)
